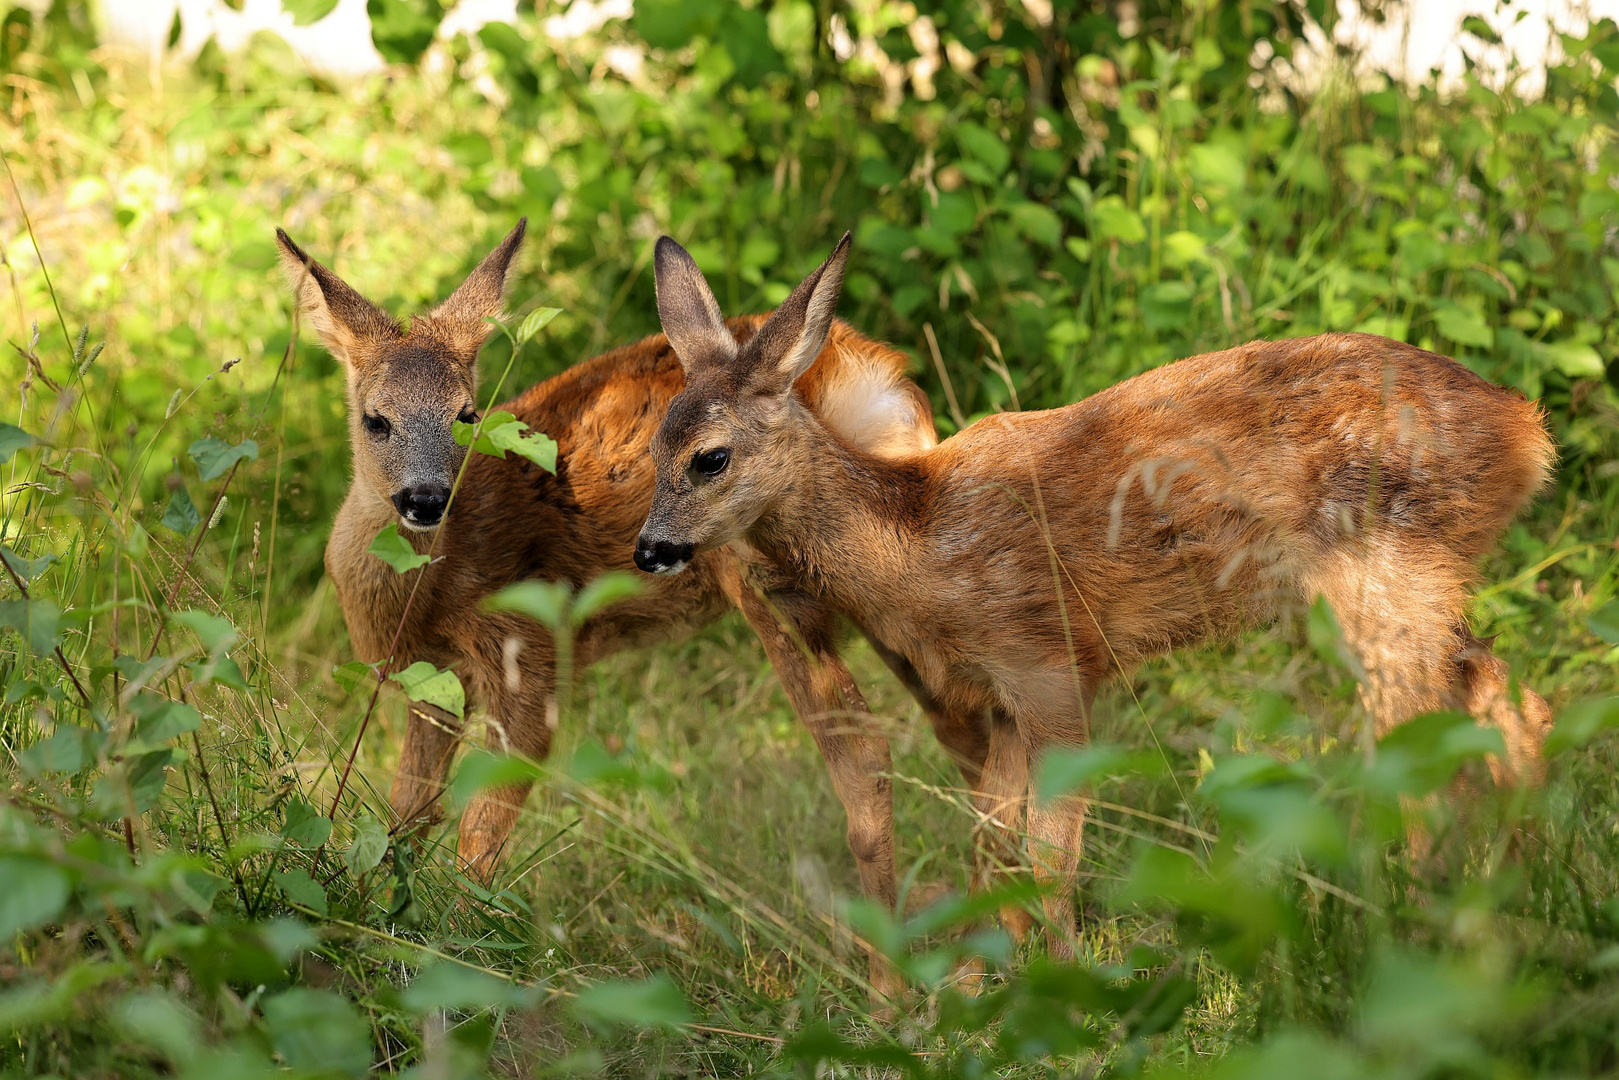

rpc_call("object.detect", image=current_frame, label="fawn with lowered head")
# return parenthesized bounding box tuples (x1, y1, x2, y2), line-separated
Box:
(638, 232, 1556, 954)
(276, 222, 940, 971)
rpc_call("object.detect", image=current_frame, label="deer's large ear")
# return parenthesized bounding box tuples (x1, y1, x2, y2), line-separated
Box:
(745, 233, 850, 397)
(654, 236, 736, 373)
(421, 218, 528, 365)
(276, 229, 401, 367)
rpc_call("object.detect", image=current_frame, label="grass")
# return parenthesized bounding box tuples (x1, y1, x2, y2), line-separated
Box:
(5, 2, 1619, 1076)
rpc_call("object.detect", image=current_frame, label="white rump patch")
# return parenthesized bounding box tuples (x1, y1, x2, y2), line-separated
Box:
(817, 345, 938, 458)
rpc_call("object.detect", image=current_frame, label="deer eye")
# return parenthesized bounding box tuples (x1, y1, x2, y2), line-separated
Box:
(457, 406, 479, 425)
(692, 448, 730, 478)
(362, 413, 391, 438)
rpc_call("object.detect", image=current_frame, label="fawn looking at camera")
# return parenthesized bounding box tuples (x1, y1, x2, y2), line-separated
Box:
(277, 222, 940, 989)
(638, 232, 1556, 955)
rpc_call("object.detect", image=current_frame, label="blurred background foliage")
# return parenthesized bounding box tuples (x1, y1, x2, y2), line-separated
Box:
(3, 0, 1619, 1075)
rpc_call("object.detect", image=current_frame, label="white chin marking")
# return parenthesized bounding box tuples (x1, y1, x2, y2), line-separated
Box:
(398, 517, 440, 533)
(652, 561, 689, 576)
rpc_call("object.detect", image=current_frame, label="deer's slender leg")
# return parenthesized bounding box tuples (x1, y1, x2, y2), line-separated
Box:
(389, 700, 464, 836)
(722, 557, 902, 1002)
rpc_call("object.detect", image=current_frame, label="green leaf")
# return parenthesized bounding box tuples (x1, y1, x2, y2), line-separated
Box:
(281, 796, 333, 848)
(0, 856, 71, 938)
(447, 750, 546, 812)
(161, 486, 200, 535)
(1545, 697, 1619, 756)
(573, 975, 691, 1031)
(0, 422, 37, 463)
(0, 598, 62, 655)
(113, 991, 201, 1065)
(389, 660, 465, 718)
(262, 988, 367, 1076)
(368, 523, 430, 574)
(1307, 596, 1354, 670)
(571, 572, 645, 626)
(515, 306, 562, 345)
(332, 660, 376, 693)
(272, 869, 330, 917)
(189, 653, 248, 690)
(0, 545, 57, 584)
(19, 725, 101, 774)
(453, 411, 557, 472)
(345, 814, 389, 877)
(1433, 306, 1494, 349)
(486, 579, 571, 630)
(1589, 600, 1619, 645)
(366, 0, 445, 65)
(1537, 339, 1606, 379)
(955, 121, 1009, 175)
(284, 0, 338, 24)
(1035, 744, 1163, 803)
(128, 693, 201, 753)
(186, 436, 258, 482)
(1008, 202, 1063, 248)
(168, 609, 238, 656)
(400, 962, 534, 1013)
(1090, 195, 1147, 244)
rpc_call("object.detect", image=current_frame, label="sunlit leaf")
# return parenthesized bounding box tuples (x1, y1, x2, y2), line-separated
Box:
(0, 856, 71, 938)
(389, 660, 465, 718)
(571, 572, 644, 626)
(168, 609, 238, 656)
(486, 579, 571, 630)
(0, 422, 37, 463)
(345, 814, 389, 877)
(332, 660, 376, 693)
(515, 305, 562, 345)
(400, 961, 535, 1013)
(281, 796, 333, 848)
(0, 597, 62, 655)
(1545, 697, 1619, 756)
(283, 0, 338, 24)
(272, 869, 329, 918)
(186, 436, 258, 482)
(368, 522, 430, 574)
(453, 410, 557, 472)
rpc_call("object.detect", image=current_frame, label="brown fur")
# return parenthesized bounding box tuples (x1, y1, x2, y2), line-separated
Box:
(641, 235, 1557, 956)
(277, 224, 936, 994)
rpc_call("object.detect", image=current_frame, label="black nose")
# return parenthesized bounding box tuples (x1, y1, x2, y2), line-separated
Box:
(393, 483, 451, 527)
(633, 536, 695, 574)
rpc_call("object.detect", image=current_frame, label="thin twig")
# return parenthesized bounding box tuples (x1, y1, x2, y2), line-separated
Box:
(1, 553, 91, 707)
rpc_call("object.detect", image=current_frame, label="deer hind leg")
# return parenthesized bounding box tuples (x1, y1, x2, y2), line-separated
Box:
(721, 558, 901, 1002)
(1454, 633, 1552, 787)
(390, 701, 464, 837)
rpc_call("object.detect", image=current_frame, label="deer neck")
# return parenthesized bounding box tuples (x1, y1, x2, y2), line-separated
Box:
(748, 407, 926, 620)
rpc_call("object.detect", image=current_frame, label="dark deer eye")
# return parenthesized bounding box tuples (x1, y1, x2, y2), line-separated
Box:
(692, 448, 730, 478)
(457, 406, 478, 425)
(362, 413, 391, 438)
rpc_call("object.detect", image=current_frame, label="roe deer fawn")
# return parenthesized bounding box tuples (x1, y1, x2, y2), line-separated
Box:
(276, 222, 941, 985)
(636, 233, 1556, 956)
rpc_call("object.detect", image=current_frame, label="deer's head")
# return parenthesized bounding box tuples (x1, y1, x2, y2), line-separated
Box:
(276, 220, 525, 531)
(635, 233, 850, 574)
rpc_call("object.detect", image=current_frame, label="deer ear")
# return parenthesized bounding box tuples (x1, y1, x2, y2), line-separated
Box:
(654, 236, 735, 373)
(276, 229, 400, 367)
(420, 218, 528, 365)
(746, 232, 850, 396)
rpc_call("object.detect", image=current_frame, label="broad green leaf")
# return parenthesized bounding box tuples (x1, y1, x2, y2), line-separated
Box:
(0, 598, 62, 655)
(259, 918, 319, 964)
(272, 869, 329, 917)
(573, 974, 691, 1031)
(1546, 697, 1619, 756)
(0, 856, 71, 938)
(447, 749, 546, 812)
(400, 961, 534, 1013)
(281, 796, 333, 848)
(19, 725, 101, 774)
(1091, 195, 1147, 244)
(1035, 744, 1164, 803)
(955, 121, 1009, 175)
(571, 572, 645, 626)
(453, 411, 557, 472)
(284, 0, 338, 24)
(189, 653, 248, 690)
(1433, 306, 1494, 349)
(262, 988, 366, 1076)
(1537, 339, 1606, 379)
(1589, 600, 1619, 645)
(368, 523, 430, 574)
(161, 486, 200, 535)
(168, 609, 238, 655)
(486, 579, 571, 630)
(389, 660, 465, 718)
(0, 545, 57, 584)
(332, 660, 375, 693)
(186, 436, 258, 482)
(0, 422, 37, 463)
(128, 694, 201, 753)
(515, 306, 562, 345)
(344, 814, 389, 876)
(113, 991, 200, 1065)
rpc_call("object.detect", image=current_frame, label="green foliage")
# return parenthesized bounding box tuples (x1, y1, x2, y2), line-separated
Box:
(2, 1, 1618, 1076)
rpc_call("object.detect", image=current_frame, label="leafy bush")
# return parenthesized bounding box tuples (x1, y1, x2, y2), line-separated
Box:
(2, 0, 1619, 1075)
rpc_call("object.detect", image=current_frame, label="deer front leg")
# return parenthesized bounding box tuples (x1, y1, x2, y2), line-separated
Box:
(455, 623, 558, 884)
(723, 558, 901, 1003)
(390, 701, 464, 838)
